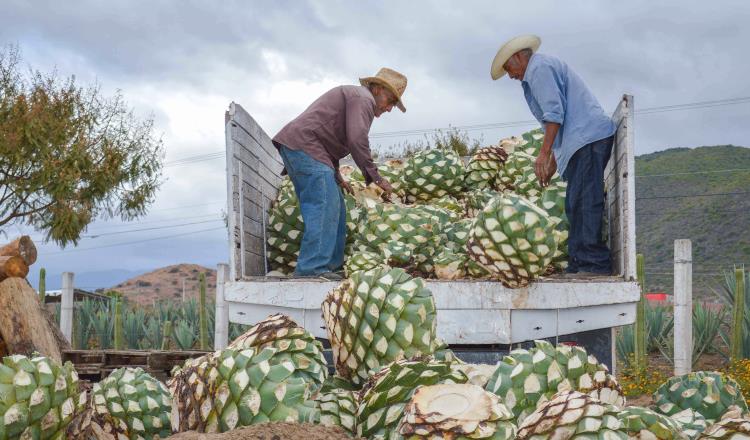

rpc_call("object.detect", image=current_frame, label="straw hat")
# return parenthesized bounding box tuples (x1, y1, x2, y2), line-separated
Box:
(490, 35, 542, 80)
(360, 67, 407, 112)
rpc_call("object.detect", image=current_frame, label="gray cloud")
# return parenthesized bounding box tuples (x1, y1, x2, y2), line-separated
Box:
(2, 0, 749, 279)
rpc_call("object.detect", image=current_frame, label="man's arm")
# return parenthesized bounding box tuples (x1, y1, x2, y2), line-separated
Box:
(345, 97, 392, 193)
(527, 63, 565, 186)
(537, 122, 560, 186)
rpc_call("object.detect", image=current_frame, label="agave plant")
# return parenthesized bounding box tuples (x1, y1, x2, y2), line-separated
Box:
(122, 307, 147, 349)
(73, 298, 96, 349)
(616, 302, 673, 367)
(653, 302, 726, 367)
(229, 323, 252, 341)
(142, 315, 166, 349)
(172, 320, 197, 350)
(90, 299, 115, 349)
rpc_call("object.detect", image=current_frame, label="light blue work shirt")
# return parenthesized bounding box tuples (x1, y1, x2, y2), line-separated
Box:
(521, 53, 616, 177)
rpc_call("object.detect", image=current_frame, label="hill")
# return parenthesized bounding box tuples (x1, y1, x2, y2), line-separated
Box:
(635, 145, 750, 297)
(109, 263, 217, 306)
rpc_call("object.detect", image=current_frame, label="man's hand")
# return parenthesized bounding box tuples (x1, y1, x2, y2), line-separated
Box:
(376, 178, 393, 195)
(339, 179, 354, 195)
(535, 121, 561, 187)
(535, 151, 557, 187)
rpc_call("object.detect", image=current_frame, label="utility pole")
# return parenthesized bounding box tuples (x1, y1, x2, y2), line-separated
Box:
(182, 278, 186, 302)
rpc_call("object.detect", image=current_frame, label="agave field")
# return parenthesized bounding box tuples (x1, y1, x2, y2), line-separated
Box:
(5, 266, 750, 439)
(55, 296, 252, 351)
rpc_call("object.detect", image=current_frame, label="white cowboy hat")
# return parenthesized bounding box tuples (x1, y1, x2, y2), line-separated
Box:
(490, 35, 542, 80)
(360, 67, 407, 112)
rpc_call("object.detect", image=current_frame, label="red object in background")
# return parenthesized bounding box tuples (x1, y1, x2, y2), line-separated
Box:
(559, 341, 579, 347)
(646, 292, 667, 301)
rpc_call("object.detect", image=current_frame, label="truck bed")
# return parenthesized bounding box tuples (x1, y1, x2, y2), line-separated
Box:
(220, 95, 639, 364)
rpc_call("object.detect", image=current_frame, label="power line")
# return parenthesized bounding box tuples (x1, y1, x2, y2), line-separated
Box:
(638, 208, 750, 216)
(158, 96, 750, 164)
(164, 152, 224, 167)
(33, 219, 224, 243)
(635, 96, 750, 115)
(43, 226, 226, 255)
(636, 167, 750, 178)
(75, 213, 222, 230)
(369, 96, 750, 139)
(81, 219, 223, 238)
(150, 200, 225, 211)
(637, 191, 750, 200)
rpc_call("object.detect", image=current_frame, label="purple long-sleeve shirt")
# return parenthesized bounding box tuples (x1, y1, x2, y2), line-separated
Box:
(273, 85, 382, 184)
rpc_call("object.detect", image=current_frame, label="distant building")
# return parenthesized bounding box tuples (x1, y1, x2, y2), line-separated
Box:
(42, 288, 110, 303)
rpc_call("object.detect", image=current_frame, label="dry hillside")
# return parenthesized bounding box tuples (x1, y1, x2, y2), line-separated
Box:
(109, 264, 217, 306)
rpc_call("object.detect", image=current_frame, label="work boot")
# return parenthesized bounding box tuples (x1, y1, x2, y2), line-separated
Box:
(318, 271, 343, 281)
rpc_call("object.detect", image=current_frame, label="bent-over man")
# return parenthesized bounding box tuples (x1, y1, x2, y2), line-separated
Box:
(272, 68, 407, 280)
(491, 35, 616, 276)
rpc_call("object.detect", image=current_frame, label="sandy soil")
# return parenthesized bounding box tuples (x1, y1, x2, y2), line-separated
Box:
(166, 422, 359, 440)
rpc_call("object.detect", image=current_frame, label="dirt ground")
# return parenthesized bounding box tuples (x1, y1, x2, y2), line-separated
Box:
(166, 422, 359, 440)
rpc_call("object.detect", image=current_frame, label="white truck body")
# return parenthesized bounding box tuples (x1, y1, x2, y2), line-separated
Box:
(219, 95, 639, 367)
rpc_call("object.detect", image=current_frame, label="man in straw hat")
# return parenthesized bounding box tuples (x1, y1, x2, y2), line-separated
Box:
(272, 67, 406, 280)
(491, 35, 616, 277)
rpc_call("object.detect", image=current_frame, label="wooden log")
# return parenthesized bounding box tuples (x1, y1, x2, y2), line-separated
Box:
(0, 236, 37, 266)
(0, 277, 64, 362)
(0, 255, 29, 281)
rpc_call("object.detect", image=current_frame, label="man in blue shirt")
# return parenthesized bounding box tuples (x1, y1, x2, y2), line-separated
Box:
(491, 35, 616, 276)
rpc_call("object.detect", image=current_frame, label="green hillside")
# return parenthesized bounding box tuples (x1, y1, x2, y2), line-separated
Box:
(635, 145, 750, 297)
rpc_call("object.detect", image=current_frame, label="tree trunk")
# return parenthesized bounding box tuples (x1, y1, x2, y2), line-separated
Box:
(0, 255, 29, 281)
(0, 278, 64, 362)
(0, 235, 38, 266)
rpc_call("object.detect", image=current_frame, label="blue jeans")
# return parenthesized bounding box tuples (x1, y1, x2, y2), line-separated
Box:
(277, 145, 346, 276)
(563, 136, 614, 274)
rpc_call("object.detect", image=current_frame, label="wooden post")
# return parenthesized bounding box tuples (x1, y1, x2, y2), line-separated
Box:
(634, 253, 647, 369)
(60, 272, 74, 344)
(214, 264, 230, 350)
(673, 240, 692, 376)
(731, 268, 746, 362)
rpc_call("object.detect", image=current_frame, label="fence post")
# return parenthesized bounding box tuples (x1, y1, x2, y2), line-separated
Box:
(673, 239, 693, 376)
(60, 272, 74, 343)
(634, 253, 647, 370)
(214, 264, 230, 350)
(731, 268, 746, 362)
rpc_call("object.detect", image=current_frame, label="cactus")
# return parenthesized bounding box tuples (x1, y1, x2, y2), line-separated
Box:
(114, 299, 124, 350)
(38, 267, 46, 303)
(634, 253, 647, 369)
(731, 267, 746, 362)
(199, 272, 208, 350)
(161, 320, 172, 350)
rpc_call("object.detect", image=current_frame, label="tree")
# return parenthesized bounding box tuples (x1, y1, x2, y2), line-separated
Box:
(0, 46, 164, 245)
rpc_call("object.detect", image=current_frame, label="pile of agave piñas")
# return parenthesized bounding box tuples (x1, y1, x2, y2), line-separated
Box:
(266, 128, 571, 288)
(6, 264, 750, 439)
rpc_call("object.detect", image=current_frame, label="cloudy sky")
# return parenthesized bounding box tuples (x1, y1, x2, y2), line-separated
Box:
(2, 0, 749, 287)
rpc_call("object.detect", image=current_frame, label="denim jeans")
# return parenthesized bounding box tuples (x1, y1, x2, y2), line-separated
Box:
(277, 145, 346, 276)
(563, 136, 614, 274)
